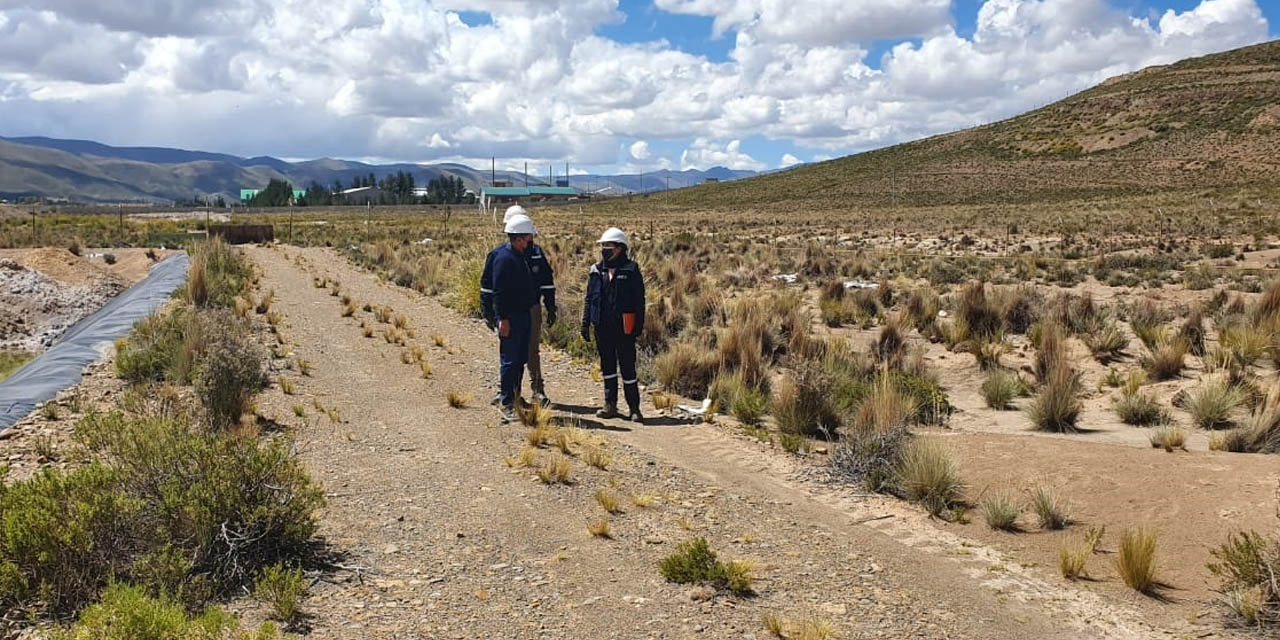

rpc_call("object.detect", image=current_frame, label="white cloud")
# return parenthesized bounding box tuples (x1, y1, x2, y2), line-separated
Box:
(629, 140, 651, 161)
(0, 0, 1269, 169)
(780, 153, 801, 167)
(681, 138, 765, 171)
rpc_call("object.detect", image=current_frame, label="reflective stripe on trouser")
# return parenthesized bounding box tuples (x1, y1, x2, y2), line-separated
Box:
(527, 304, 544, 395)
(498, 312, 532, 407)
(595, 324, 639, 411)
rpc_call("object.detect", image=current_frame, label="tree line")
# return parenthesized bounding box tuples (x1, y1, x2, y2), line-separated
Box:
(244, 172, 475, 207)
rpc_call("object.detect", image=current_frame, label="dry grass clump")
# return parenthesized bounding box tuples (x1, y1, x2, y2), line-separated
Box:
(1116, 528, 1160, 595)
(1232, 384, 1280, 453)
(504, 447, 538, 468)
(896, 437, 965, 517)
(850, 377, 916, 435)
(1183, 375, 1245, 430)
(772, 360, 840, 438)
(587, 517, 612, 539)
(583, 446, 612, 470)
(536, 455, 572, 484)
(1030, 485, 1072, 530)
(446, 391, 471, 408)
(763, 613, 834, 640)
(1060, 539, 1092, 580)
(594, 489, 622, 514)
(655, 342, 720, 398)
(1142, 332, 1188, 381)
(1027, 363, 1080, 433)
(1112, 370, 1169, 426)
(1207, 521, 1280, 628)
(1032, 322, 1067, 383)
(980, 488, 1022, 531)
(981, 369, 1026, 410)
(1082, 319, 1128, 363)
(1149, 425, 1188, 452)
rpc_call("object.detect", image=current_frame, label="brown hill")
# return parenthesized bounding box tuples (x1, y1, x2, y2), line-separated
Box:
(653, 39, 1280, 210)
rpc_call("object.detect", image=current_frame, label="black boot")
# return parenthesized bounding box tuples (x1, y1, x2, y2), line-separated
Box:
(596, 403, 619, 419)
(627, 407, 644, 423)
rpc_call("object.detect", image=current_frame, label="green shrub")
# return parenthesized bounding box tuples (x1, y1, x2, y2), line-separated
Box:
(895, 437, 965, 517)
(51, 583, 236, 640)
(658, 538, 753, 596)
(76, 412, 324, 593)
(1082, 320, 1128, 363)
(887, 371, 952, 426)
(730, 386, 768, 425)
(450, 256, 484, 318)
(0, 464, 137, 614)
(254, 563, 305, 623)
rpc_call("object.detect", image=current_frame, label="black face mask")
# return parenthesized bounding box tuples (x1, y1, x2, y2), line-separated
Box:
(601, 248, 615, 263)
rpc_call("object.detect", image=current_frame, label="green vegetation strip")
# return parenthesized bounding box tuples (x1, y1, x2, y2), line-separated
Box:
(0, 351, 33, 383)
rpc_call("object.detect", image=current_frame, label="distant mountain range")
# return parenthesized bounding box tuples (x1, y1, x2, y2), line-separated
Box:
(0, 135, 757, 204)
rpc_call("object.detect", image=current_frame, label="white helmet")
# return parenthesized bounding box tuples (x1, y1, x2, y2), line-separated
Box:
(596, 227, 628, 247)
(504, 214, 536, 235)
(503, 205, 528, 223)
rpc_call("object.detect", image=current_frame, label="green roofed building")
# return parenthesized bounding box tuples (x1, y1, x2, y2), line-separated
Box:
(480, 185, 579, 206)
(239, 188, 307, 204)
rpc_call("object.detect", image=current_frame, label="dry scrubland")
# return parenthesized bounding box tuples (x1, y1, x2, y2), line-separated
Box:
(4, 40, 1280, 638)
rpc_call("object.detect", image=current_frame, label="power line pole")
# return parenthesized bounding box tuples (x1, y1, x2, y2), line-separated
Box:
(491, 157, 495, 185)
(524, 162, 528, 187)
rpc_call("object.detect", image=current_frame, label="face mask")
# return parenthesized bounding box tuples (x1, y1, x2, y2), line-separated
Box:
(601, 248, 615, 262)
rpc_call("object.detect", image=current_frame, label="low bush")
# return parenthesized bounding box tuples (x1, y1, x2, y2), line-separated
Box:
(1082, 320, 1128, 363)
(50, 583, 238, 640)
(1142, 334, 1188, 381)
(829, 426, 910, 493)
(658, 537, 753, 596)
(1030, 485, 1072, 530)
(1207, 528, 1279, 628)
(1113, 372, 1168, 426)
(850, 377, 916, 436)
(1149, 425, 1188, 451)
(194, 318, 268, 427)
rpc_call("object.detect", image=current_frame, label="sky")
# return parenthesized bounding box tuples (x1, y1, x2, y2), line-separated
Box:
(0, 0, 1273, 175)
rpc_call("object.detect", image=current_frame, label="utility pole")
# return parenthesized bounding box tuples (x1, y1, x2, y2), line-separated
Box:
(29, 211, 36, 242)
(524, 162, 528, 187)
(548, 165, 552, 186)
(491, 157, 495, 185)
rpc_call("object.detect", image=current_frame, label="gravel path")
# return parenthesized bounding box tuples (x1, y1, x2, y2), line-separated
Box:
(245, 246, 1208, 639)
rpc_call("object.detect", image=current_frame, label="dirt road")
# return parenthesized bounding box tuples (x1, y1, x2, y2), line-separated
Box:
(245, 246, 1236, 639)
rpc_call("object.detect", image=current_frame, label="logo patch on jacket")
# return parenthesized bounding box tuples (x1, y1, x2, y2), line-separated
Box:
(617, 274, 628, 279)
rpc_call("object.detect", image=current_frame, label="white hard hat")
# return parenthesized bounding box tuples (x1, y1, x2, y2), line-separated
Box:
(597, 227, 628, 246)
(504, 214, 536, 235)
(503, 205, 528, 223)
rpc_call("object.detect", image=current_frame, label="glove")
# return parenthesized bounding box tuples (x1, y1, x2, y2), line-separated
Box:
(580, 323, 590, 343)
(484, 314, 497, 332)
(546, 307, 557, 327)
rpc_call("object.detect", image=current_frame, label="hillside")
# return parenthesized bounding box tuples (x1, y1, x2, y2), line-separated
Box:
(650, 39, 1280, 211)
(0, 137, 756, 204)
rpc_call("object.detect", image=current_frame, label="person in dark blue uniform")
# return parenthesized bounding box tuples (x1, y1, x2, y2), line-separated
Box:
(479, 214, 538, 423)
(581, 227, 646, 422)
(482, 206, 558, 408)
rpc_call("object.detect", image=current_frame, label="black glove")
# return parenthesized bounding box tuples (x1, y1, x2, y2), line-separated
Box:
(580, 323, 590, 342)
(484, 314, 497, 332)
(546, 307, 557, 327)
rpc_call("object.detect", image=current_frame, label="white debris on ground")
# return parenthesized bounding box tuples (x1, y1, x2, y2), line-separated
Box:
(0, 258, 124, 352)
(843, 280, 879, 289)
(772, 272, 799, 284)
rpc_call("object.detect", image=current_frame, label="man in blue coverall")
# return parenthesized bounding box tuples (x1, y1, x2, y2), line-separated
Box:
(480, 214, 538, 423)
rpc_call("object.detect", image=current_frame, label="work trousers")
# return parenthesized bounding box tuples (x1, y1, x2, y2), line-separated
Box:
(527, 305, 544, 395)
(596, 323, 639, 411)
(498, 312, 532, 407)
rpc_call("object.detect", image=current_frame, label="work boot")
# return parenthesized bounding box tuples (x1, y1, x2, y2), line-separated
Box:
(596, 403, 620, 419)
(533, 391, 551, 408)
(498, 404, 516, 424)
(627, 407, 645, 424)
